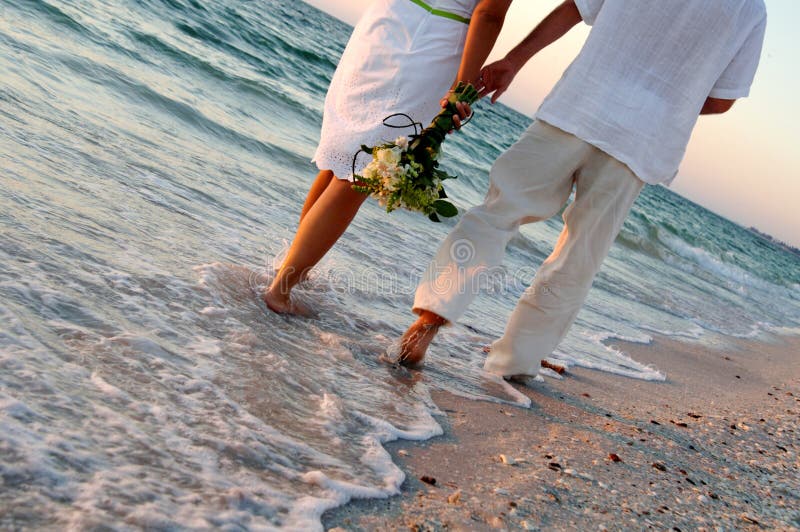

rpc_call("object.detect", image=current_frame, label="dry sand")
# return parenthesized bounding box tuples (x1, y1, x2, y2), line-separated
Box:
(323, 333, 800, 531)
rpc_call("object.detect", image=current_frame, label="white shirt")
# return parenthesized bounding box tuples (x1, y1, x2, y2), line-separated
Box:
(536, 0, 767, 185)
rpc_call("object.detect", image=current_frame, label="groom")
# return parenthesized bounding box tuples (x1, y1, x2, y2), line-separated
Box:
(399, 0, 767, 375)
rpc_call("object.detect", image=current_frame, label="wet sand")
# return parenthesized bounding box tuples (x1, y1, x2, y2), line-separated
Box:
(323, 333, 800, 531)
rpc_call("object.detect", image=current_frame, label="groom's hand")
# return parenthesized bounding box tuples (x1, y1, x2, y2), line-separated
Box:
(478, 58, 517, 103)
(440, 98, 473, 133)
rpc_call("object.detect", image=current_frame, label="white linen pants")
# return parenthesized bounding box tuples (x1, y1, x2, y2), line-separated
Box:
(413, 120, 645, 376)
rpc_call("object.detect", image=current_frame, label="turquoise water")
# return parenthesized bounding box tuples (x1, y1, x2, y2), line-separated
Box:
(1, 0, 798, 528)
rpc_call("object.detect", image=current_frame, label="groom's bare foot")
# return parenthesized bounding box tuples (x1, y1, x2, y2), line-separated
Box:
(262, 287, 313, 317)
(397, 311, 448, 368)
(482, 345, 567, 375)
(540, 359, 567, 375)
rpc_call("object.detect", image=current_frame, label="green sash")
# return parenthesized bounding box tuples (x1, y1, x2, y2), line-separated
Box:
(408, 0, 471, 24)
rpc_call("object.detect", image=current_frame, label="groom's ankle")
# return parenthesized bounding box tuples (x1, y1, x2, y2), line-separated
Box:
(417, 310, 447, 327)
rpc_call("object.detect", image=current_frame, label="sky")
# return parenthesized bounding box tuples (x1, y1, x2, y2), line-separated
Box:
(305, 0, 799, 247)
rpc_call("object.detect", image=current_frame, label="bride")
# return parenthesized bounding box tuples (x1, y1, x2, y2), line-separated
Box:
(263, 0, 513, 314)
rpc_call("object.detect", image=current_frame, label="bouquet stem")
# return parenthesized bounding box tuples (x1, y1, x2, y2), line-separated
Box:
(410, 82, 480, 154)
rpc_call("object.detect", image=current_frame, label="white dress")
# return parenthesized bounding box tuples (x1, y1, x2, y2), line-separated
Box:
(313, 0, 479, 181)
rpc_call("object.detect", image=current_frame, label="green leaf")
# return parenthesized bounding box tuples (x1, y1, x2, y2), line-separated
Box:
(433, 200, 458, 218)
(428, 212, 441, 223)
(433, 168, 453, 181)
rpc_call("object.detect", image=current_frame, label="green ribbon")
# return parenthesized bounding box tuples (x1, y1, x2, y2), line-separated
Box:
(408, 0, 471, 24)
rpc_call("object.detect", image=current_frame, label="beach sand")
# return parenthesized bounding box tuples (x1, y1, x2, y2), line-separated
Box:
(323, 333, 800, 531)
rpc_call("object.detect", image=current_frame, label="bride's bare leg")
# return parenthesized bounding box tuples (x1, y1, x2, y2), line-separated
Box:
(397, 311, 448, 367)
(299, 170, 335, 223)
(264, 176, 367, 314)
(292, 170, 335, 283)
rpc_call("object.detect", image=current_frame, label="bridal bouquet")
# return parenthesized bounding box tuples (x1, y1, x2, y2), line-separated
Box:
(352, 82, 480, 222)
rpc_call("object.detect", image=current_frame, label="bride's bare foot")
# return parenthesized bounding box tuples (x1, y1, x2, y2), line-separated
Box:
(397, 311, 447, 368)
(262, 287, 313, 317)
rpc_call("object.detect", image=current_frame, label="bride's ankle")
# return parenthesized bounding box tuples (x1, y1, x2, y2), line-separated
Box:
(263, 285, 290, 305)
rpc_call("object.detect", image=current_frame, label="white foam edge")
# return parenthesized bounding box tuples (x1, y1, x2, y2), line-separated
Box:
(290, 408, 444, 531)
(555, 343, 665, 382)
(438, 371, 533, 408)
(287, 437, 412, 532)
(758, 322, 800, 336)
(539, 367, 563, 380)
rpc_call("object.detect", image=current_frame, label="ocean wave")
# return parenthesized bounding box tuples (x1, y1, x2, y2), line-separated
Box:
(656, 227, 795, 296)
(618, 205, 797, 298)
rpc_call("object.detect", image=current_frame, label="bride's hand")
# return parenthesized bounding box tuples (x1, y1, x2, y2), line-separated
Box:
(478, 58, 517, 103)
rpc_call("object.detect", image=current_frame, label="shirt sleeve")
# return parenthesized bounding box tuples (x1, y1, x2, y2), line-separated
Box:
(573, 0, 604, 25)
(709, 14, 767, 99)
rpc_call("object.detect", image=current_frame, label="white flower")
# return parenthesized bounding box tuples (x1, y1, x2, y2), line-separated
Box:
(376, 147, 402, 166)
(395, 136, 409, 151)
(390, 146, 403, 163)
(363, 162, 380, 180)
(389, 174, 404, 191)
(375, 162, 390, 176)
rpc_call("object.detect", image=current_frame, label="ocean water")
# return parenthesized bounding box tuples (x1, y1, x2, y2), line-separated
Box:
(1, 0, 799, 529)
